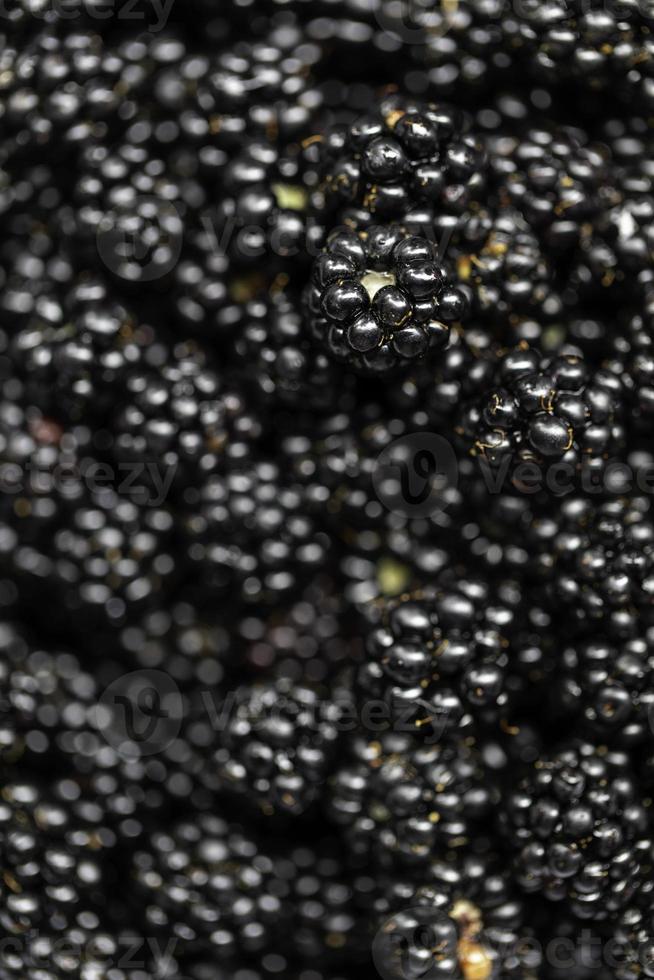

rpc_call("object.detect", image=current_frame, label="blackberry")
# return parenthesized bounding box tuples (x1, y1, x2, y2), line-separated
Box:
(559, 637, 654, 746)
(356, 577, 518, 736)
(0, 777, 117, 936)
(488, 125, 610, 252)
(233, 288, 354, 412)
(205, 25, 323, 153)
(458, 345, 624, 485)
(0, 621, 200, 836)
(374, 853, 541, 980)
(192, 676, 350, 817)
(133, 814, 364, 968)
(501, 740, 652, 919)
(306, 226, 468, 375)
(315, 93, 486, 224)
(211, 141, 320, 271)
(238, 573, 362, 684)
(453, 207, 560, 325)
(541, 496, 654, 638)
(71, 134, 188, 288)
(0, 405, 177, 633)
(181, 451, 331, 606)
(110, 337, 262, 504)
(328, 732, 496, 865)
(610, 881, 654, 979)
(11, 272, 156, 425)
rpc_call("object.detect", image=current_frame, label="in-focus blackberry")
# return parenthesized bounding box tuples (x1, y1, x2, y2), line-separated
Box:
(315, 93, 486, 224)
(560, 637, 654, 746)
(306, 226, 468, 374)
(458, 345, 624, 485)
(501, 740, 652, 920)
(357, 577, 518, 735)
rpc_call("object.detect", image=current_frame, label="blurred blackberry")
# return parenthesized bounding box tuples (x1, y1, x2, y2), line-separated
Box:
(499, 1, 654, 111)
(356, 576, 519, 737)
(279, 402, 464, 593)
(134, 814, 365, 968)
(453, 207, 561, 325)
(204, 24, 323, 153)
(488, 125, 610, 253)
(238, 574, 362, 684)
(314, 93, 486, 224)
(233, 288, 355, 412)
(211, 140, 321, 272)
(500, 740, 652, 920)
(609, 881, 654, 980)
(375, 853, 541, 980)
(559, 636, 654, 746)
(306, 226, 468, 375)
(11, 272, 157, 425)
(193, 676, 350, 817)
(0, 408, 177, 632)
(328, 732, 496, 865)
(0, 621, 204, 837)
(71, 135, 187, 288)
(181, 452, 331, 607)
(110, 337, 262, 504)
(458, 345, 624, 485)
(0, 777, 117, 935)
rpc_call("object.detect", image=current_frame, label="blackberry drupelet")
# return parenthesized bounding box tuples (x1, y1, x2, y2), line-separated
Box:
(459, 345, 624, 483)
(328, 732, 496, 865)
(501, 740, 652, 920)
(306, 226, 468, 374)
(357, 577, 518, 735)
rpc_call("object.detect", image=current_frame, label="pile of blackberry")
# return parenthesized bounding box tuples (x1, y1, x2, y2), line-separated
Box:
(3, 4, 654, 979)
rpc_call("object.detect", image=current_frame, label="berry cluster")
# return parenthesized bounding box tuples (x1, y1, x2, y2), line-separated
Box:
(2, 4, 654, 980)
